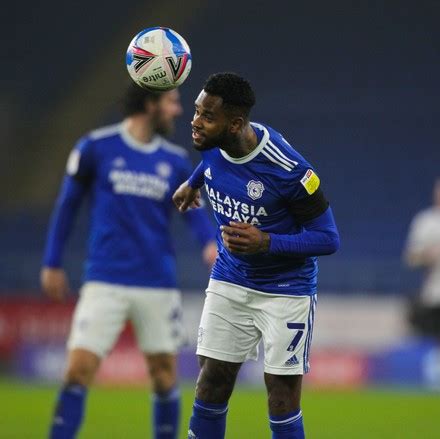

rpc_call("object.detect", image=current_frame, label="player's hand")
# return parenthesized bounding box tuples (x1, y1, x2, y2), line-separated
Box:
(40, 267, 70, 301)
(221, 221, 270, 254)
(203, 241, 218, 268)
(172, 180, 202, 212)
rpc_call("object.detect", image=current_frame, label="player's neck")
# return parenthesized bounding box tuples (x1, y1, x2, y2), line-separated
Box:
(124, 116, 155, 144)
(222, 125, 258, 158)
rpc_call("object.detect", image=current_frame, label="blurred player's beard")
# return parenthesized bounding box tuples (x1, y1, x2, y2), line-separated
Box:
(153, 112, 175, 137)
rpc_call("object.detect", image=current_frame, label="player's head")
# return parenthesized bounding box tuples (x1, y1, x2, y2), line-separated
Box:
(191, 72, 256, 151)
(121, 82, 183, 136)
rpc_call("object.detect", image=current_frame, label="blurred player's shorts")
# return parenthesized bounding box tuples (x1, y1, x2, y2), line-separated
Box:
(67, 282, 186, 357)
(408, 296, 440, 338)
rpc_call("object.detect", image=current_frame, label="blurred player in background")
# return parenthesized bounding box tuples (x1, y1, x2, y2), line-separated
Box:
(403, 178, 440, 338)
(173, 72, 340, 439)
(41, 83, 217, 439)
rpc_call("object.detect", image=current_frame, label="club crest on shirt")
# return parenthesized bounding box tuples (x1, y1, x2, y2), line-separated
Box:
(112, 156, 126, 168)
(246, 180, 265, 200)
(156, 161, 172, 178)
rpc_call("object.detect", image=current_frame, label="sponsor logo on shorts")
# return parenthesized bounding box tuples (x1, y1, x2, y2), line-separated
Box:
(197, 327, 204, 344)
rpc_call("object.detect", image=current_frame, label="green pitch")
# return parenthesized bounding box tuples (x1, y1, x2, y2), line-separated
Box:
(1, 379, 439, 438)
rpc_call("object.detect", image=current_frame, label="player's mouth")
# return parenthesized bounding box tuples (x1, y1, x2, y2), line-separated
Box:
(192, 129, 204, 142)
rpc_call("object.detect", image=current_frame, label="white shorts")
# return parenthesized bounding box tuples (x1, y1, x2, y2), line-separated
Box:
(196, 279, 317, 375)
(67, 281, 185, 358)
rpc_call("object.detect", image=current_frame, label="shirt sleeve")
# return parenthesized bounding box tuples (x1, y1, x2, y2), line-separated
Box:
(188, 161, 205, 189)
(282, 164, 329, 223)
(269, 207, 340, 256)
(177, 158, 216, 247)
(66, 136, 95, 184)
(42, 138, 95, 267)
(182, 208, 217, 248)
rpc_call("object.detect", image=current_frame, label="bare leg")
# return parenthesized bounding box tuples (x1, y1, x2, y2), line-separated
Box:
(195, 356, 242, 403)
(264, 373, 302, 415)
(49, 348, 101, 439)
(265, 373, 305, 438)
(145, 353, 180, 439)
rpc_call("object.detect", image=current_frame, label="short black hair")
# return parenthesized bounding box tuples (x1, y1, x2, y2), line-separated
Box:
(121, 82, 162, 117)
(203, 72, 256, 118)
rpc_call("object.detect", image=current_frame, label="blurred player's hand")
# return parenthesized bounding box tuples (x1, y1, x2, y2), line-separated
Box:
(221, 221, 270, 254)
(406, 244, 440, 267)
(172, 180, 202, 212)
(203, 241, 218, 267)
(40, 267, 70, 301)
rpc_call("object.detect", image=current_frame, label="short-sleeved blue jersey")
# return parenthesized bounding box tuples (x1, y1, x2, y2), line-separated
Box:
(45, 122, 214, 288)
(199, 122, 321, 296)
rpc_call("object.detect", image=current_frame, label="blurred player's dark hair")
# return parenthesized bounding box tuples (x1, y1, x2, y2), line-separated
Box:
(203, 72, 256, 118)
(121, 82, 163, 116)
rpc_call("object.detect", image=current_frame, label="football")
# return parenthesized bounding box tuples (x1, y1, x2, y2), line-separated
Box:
(126, 27, 192, 91)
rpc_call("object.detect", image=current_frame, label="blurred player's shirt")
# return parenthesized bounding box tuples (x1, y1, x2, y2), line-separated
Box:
(405, 207, 440, 305)
(46, 122, 213, 288)
(199, 122, 322, 296)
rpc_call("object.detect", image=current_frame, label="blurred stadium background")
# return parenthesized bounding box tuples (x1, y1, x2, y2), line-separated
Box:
(2, 0, 440, 437)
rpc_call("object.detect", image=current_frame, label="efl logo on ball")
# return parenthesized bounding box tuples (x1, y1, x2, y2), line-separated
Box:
(126, 27, 192, 91)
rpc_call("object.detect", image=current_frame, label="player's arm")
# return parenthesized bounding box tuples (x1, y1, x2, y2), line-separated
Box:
(221, 191, 339, 256)
(173, 161, 205, 212)
(268, 196, 340, 256)
(183, 209, 218, 267)
(41, 140, 94, 300)
(174, 159, 217, 266)
(222, 171, 339, 256)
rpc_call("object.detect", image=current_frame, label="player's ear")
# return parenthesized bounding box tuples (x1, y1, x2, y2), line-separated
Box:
(229, 117, 245, 134)
(144, 99, 158, 115)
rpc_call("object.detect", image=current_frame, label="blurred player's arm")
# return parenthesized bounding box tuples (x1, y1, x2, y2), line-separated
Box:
(183, 209, 217, 267)
(176, 161, 217, 266)
(41, 141, 94, 301)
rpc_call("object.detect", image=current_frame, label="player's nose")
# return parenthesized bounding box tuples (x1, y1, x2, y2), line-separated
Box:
(192, 114, 202, 128)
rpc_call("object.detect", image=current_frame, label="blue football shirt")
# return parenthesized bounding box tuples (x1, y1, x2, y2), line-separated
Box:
(43, 122, 214, 288)
(198, 122, 322, 296)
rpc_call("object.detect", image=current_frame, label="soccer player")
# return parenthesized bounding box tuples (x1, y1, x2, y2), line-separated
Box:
(41, 83, 217, 439)
(403, 178, 440, 337)
(172, 72, 340, 439)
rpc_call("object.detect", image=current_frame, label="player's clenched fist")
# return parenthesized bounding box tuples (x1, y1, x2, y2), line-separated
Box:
(221, 221, 270, 254)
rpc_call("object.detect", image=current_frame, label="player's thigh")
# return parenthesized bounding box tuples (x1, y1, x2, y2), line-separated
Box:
(129, 288, 184, 354)
(254, 294, 317, 375)
(197, 290, 261, 363)
(196, 355, 242, 403)
(67, 282, 130, 358)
